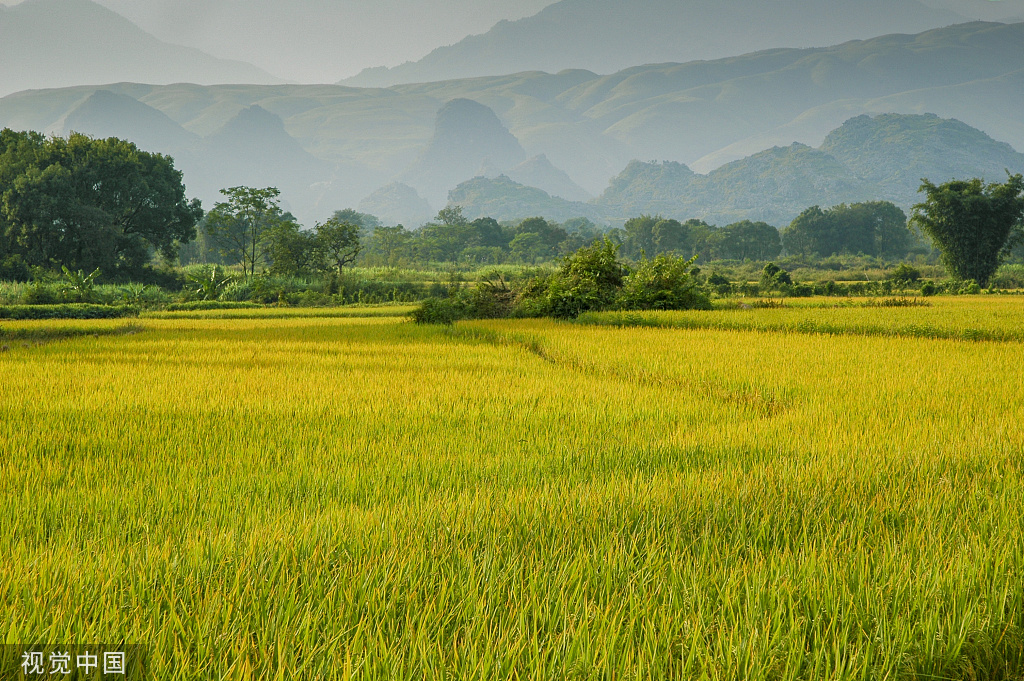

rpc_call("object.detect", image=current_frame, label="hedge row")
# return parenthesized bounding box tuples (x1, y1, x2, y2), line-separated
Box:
(0, 304, 139, 320)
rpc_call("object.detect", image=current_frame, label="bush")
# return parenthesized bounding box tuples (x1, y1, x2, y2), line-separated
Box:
(410, 297, 461, 325)
(760, 262, 792, 289)
(544, 238, 624, 318)
(889, 263, 922, 285)
(617, 254, 712, 311)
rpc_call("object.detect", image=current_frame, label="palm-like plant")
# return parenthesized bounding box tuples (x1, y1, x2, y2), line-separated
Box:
(60, 266, 101, 303)
(187, 266, 232, 301)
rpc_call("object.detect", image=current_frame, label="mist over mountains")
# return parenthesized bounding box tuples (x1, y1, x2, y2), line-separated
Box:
(343, 0, 980, 87)
(0, 0, 280, 98)
(1, 8, 1023, 228)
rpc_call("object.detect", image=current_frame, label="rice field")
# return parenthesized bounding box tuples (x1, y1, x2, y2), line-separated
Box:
(1, 298, 1022, 679)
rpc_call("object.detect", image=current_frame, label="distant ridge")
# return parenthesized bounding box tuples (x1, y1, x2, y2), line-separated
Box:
(4, 23, 1023, 223)
(0, 0, 280, 97)
(448, 114, 1024, 227)
(342, 0, 967, 87)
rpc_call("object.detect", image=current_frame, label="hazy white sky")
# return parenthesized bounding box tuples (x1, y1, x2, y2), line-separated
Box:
(0, 0, 556, 82)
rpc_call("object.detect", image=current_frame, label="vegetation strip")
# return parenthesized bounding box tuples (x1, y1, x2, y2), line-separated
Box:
(0, 322, 143, 344)
(0, 304, 139, 320)
(576, 309, 1024, 343)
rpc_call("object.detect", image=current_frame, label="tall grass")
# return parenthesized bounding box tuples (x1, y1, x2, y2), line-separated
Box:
(579, 295, 1024, 343)
(1, 305, 1022, 678)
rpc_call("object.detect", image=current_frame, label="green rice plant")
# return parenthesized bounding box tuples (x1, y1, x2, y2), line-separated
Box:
(1, 302, 1022, 679)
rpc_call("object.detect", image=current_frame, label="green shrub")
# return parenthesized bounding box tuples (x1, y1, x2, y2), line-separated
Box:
(617, 254, 712, 311)
(544, 238, 624, 318)
(410, 298, 462, 325)
(0, 304, 138, 320)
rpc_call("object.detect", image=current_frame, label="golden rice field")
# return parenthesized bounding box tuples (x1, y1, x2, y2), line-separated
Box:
(1, 297, 1023, 679)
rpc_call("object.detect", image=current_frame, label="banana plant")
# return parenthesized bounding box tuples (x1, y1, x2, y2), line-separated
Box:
(121, 283, 149, 306)
(186, 266, 232, 301)
(60, 266, 101, 303)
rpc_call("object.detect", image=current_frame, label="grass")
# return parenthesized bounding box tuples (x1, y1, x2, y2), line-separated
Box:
(1, 300, 1022, 679)
(579, 295, 1024, 343)
(140, 305, 417, 320)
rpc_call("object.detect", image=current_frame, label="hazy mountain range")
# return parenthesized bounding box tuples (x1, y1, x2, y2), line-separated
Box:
(0, 0, 280, 98)
(342, 0, 1024, 87)
(444, 113, 1024, 227)
(1, 16, 1022, 226)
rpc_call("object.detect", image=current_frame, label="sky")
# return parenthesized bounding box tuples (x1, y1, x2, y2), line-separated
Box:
(0, 0, 556, 82)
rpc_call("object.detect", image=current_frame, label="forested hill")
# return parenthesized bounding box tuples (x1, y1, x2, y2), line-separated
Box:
(342, 0, 966, 87)
(452, 114, 1024, 227)
(2, 22, 1021, 223)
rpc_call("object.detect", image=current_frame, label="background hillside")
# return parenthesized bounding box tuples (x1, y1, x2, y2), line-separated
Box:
(342, 0, 969, 87)
(0, 0, 280, 98)
(2, 22, 1021, 224)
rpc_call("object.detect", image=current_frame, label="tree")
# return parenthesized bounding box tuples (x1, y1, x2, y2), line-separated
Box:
(364, 225, 412, 266)
(712, 220, 781, 260)
(652, 218, 689, 254)
(436, 205, 468, 227)
(515, 217, 567, 257)
(622, 214, 659, 258)
(0, 129, 202, 276)
(204, 186, 283, 280)
(265, 219, 321, 275)
(783, 202, 912, 258)
(316, 217, 362, 273)
(911, 174, 1024, 287)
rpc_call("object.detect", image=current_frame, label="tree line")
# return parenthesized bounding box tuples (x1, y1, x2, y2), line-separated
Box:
(3, 128, 1022, 290)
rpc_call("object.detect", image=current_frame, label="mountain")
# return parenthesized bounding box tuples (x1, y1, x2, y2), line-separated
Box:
(820, 113, 1024, 203)
(448, 176, 603, 223)
(0, 0, 280, 98)
(505, 155, 592, 202)
(60, 90, 199, 157)
(3, 22, 1023, 224)
(596, 145, 877, 226)
(447, 114, 1024, 227)
(342, 0, 967, 87)
(400, 98, 527, 206)
(358, 183, 435, 228)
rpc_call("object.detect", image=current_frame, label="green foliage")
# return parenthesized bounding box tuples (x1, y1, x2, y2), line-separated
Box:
(889, 263, 922, 285)
(911, 174, 1024, 287)
(204, 186, 285, 281)
(760, 262, 792, 289)
(265, 221, 321, 276)
(545, 238, 625, 318)
(409, 297, 461, 325)
(0, 129, 202, 276)
(186, 265, 233, 301)
(0, 303, 137, 320)
(59, 266, 101, 303)
(709, 220, 782, 260)
(617, 254, 712, 311)
(783, 202, 912, 258)
(315, 218, 362, 274)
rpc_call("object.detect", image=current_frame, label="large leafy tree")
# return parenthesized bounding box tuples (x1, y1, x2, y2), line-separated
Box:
(0, 129, 202, 275)
(204, 186, 284, 280)
(711, 220, 782, 260)
(911, 174, 1024, 287)
(783, 201, 911, 258)
(316, 217, 362, 274)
